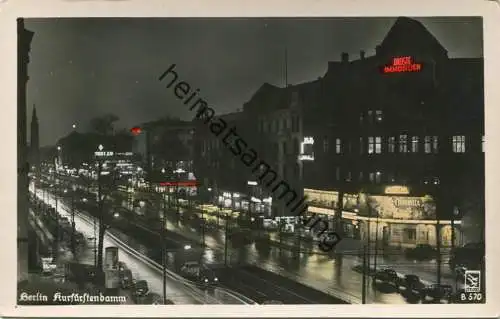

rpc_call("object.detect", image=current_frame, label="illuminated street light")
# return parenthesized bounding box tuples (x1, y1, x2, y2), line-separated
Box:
(161, 168, 166, 174)
(72, 123, 76, 129)
(113, 212, 120, 218)
(183, 244, 191, 250)
(57, 146, 61, 151)
(98, 144, 104, 151)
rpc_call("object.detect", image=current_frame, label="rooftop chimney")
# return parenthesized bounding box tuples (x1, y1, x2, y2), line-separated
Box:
(360, 50, 365, 60)
(341, 52, 349, 63)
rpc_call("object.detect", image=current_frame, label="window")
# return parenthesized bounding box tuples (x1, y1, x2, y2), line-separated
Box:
(359, 112, 364, 124)
(323, 138, 329, 153)
(293, 138, 300, 155)
(453, 135, 466, 153)
(411, 136, 419, 153)
(375, 110, 383, 122)
(359, 171, 364, 181)
(375, 171, 381, 183)
(335, 167, 340, 180)
(291, 116, 300, 133)
(482, 135, 485, 152)
(359, 137, 364, 154)
(375, 137, 382, 154)
(388, 137, 395, 153)
(335, 138, 341, 154)
(432, 136, 438, 153)
(399, 134, 408, 153)
(346, 171, 352, 182)
(367, 110, 373, 124)
(368, 137, 374, 154)
(424, 136, 431, 153)
(405, 229, 416, 241)
(369, 172, 375, 182)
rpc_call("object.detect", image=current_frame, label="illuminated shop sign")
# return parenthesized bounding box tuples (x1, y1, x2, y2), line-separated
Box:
(94, 151, 114, 157)
(382, 56, 422, 74)
(299, 136, 315, 161)
(384, 185, 410, 195)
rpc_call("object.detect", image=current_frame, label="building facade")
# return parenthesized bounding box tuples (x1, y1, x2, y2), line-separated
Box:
(18, 19, 35, 283)
(240, 17, 484, 247)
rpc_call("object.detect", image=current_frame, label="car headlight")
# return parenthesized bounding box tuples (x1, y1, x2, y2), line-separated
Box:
(214, 277, 218, 281)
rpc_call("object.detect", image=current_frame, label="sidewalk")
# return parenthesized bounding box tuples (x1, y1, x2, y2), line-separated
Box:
(27, 192, 135, 304)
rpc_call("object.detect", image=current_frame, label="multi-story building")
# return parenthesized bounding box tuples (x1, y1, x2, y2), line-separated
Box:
(138, 117, 195, 183)
(240, 17, 484, 248)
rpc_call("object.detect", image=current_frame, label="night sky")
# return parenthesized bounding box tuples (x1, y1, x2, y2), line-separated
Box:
(24, 17, 483, 146)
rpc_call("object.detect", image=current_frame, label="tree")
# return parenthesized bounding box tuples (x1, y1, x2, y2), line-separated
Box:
(90, 114, 119, 136)
(80, 159, 120, 272)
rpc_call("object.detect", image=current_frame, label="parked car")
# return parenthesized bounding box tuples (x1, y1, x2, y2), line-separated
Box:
(373, 268, 399, 285)
(132, 280, 149, 299)
(398, 274, 426, 295)
(120, 269, 133, 289)
(421, 284, 453, 303)
(117, 261, 128, 272)
(405, 244, 437, 260)
(198, 265, 219, 288)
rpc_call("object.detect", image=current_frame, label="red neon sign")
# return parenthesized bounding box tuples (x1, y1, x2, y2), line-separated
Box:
(382, 56, 422, 73)
(160, 181, 198, 187)
(130, 126, 142, 136)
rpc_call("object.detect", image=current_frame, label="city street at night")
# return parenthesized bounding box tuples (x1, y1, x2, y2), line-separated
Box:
(17, 15, 485, 307)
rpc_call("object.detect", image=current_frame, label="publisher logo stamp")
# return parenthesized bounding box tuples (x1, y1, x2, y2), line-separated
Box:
(464, 270, 481, 293)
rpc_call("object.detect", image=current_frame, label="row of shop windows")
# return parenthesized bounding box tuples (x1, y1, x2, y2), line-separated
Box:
(322, 135, 484, 154)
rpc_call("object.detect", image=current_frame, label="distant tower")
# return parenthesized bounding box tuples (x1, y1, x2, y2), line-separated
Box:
(30, 104, 40, 178)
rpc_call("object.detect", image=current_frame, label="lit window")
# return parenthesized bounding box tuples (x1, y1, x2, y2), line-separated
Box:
(346, 171, 352, 182)
(424, 136, 431, 153)
(482, 135, 485, 152)
(432, 136, 438, 153)
(388, 136, 395, 153)
(375, 110, 383, 122)
(369, 172, 375, 182)
(411, 136, 419, 153)
(323, 138, 329, 153)
(335, 138, 341, 154)
(375, 171, 381, 183)
(399, 134, 408, 153)
(375, 137, 382, 154)
(453, 135, 466, 153)
(368, 137, 374, 154)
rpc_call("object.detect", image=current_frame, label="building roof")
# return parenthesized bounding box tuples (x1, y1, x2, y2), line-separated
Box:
(378, 17, 448, 57)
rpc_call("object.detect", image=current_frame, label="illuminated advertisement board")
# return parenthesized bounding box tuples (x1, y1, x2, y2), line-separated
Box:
(298, 137, 314, 161)
(382, 56, 422, 74)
